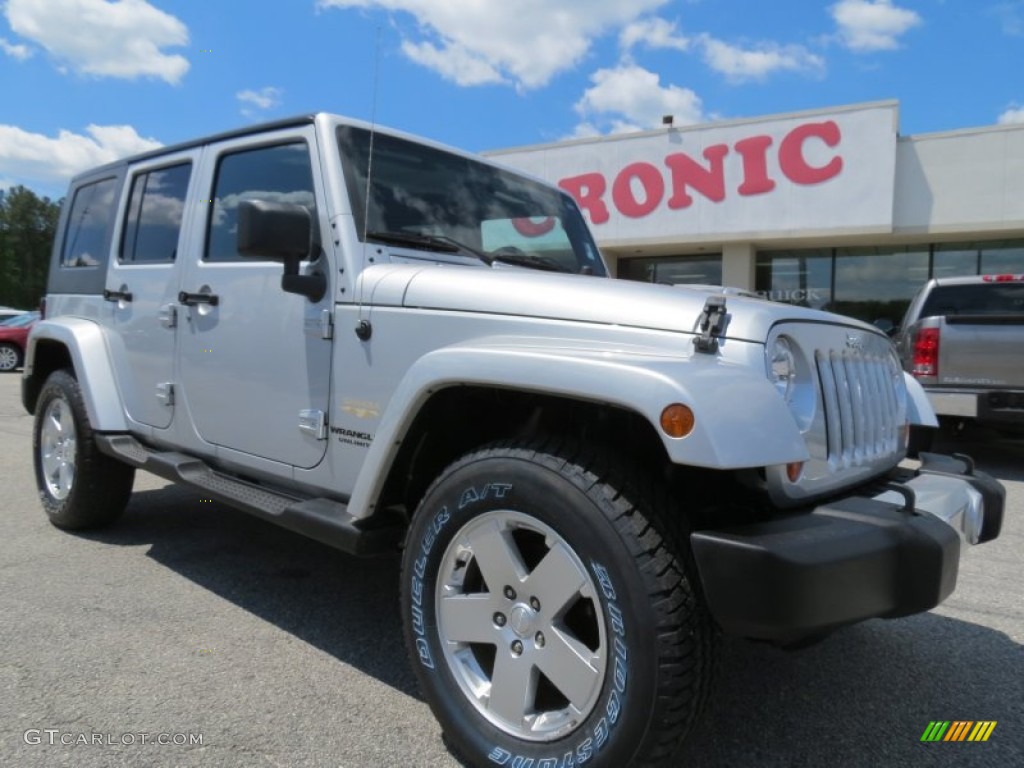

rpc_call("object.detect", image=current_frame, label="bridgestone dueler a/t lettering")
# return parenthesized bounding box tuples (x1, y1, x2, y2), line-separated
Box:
(399, 439, 718, 767)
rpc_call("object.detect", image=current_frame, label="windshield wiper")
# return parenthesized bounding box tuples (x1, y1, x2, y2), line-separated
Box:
(366, 230, 460, 254)
(366, 230, 496, 265)
(366, 230, 572, 273)
(489, 250, 573, 273)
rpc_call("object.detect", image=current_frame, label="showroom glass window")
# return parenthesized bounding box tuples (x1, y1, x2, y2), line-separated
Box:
(754, 249, 831, 310)
(755, 240, 1022, 323)
(932, 243, 981, 278)
(831, 246, 928, 323)
(931, 240, 1024, 279)
(619, 255, 722, 285)
(981, 240, 1024, 272)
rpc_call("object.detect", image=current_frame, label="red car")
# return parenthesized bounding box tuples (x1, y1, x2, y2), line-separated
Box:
(0, 311, 39, 372)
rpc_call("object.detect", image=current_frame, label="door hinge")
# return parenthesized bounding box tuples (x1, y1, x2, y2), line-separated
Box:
(298, 409, 328, 440)
(320, 309, 334, 340)
(155, 382, 175, 406)
(159, 304, 177, 329)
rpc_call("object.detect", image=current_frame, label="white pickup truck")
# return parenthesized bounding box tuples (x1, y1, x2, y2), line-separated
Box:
(23, 113, 1005, 767)
(897, 274, 1024, 451)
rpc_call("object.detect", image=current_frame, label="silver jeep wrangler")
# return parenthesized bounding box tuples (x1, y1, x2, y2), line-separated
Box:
(23, 113, 1004, 767)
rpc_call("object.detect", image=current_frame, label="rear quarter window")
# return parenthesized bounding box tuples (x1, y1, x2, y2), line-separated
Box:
(61, 177, 118, 268)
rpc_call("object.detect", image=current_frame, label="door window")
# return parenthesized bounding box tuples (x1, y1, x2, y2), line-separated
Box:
(205, 142, 317, 262)
(120, 163, 191, 263)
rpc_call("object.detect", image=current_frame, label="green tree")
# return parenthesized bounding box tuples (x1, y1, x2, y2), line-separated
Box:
(0, 186, 61, 309)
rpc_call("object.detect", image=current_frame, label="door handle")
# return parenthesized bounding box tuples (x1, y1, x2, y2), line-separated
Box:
(178, 291, 220, 307)
(103, 288, 133, 303)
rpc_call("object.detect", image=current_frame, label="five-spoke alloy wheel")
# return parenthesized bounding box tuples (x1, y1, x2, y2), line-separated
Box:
(33, 370, 134, 530)
(401, 440, 717, 768)
(436, 509, 607, 742)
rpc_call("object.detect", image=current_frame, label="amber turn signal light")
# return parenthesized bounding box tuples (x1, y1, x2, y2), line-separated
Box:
(660, 404, 695, 438)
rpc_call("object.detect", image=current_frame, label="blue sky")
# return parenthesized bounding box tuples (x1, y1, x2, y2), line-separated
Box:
(1, 0, 1022, 199)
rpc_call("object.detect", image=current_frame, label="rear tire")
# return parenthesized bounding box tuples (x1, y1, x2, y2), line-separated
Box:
(33, 369, 135, 530)
(400, 439, 718, 767)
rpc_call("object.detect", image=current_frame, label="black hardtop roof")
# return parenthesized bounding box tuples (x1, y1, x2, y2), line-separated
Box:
(71, 113, 318, 183)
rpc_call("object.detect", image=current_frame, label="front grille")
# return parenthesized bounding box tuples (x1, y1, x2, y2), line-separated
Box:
(816, 350, 901, 469)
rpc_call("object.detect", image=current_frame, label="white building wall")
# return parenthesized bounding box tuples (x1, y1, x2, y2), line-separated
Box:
(489, 102, 1024, 292)
(894, 125, 1024, 236)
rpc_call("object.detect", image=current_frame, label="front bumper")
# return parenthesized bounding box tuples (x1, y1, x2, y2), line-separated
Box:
(690, 453, 1005, 643)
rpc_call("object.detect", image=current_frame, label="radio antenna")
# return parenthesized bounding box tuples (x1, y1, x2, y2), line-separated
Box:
(355, 25, 382, 341)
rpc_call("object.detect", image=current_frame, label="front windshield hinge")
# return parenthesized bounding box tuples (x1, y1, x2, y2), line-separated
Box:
(694, 295, 727, 353)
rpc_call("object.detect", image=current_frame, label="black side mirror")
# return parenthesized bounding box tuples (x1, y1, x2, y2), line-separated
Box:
(237, 200, 326, 302)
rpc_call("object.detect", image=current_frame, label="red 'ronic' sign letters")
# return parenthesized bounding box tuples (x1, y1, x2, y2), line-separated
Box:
(558, 120, 844, 224)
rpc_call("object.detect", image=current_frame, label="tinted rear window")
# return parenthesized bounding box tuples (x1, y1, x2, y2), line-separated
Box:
(920, 283, 1024, 317)
(61, 177, 118, 268)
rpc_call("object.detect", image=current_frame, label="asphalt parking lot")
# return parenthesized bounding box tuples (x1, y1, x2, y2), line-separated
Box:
(1, 370, 1021, 768)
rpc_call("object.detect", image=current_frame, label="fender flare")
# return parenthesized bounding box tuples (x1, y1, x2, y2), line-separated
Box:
(26, 318, 128, 432)
(347, 341, 806, 518)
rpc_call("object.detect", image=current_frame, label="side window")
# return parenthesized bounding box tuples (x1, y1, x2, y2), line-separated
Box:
(61, 177, 117, 268)
(205, 142, 316, 262)
(120, 163, 191, 263)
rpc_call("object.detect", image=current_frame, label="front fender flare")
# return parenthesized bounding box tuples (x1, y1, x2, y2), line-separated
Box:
(26, 318, 127, 432)
(347, 342, 806, 518)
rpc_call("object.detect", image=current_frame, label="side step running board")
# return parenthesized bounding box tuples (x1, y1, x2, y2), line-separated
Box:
(96, 434, 404, 556)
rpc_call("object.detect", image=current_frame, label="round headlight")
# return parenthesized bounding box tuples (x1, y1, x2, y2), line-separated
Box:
(768, 336, 796, 401)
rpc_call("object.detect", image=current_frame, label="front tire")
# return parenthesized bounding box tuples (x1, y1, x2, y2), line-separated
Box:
(33, 369, 135, 530)
(400, 440, 717, 767)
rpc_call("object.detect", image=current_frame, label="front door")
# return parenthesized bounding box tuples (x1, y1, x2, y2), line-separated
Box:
(105, 154, 196, 429)
(177, 128, 332, 469)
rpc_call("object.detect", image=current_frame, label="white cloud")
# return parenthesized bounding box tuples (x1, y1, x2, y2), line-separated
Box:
(698, 35, 824, 82)
(830, 0, 921, 52)
(319, 0, 668, 89)
(1, 36, 32, 60)
(401, 40, 503, 86)
(991, 2, 1024, 36)
(619, 17, 689, 52)
(237, 86, 284, 116)
(0, 124, 162, 186)
(4, 0, 189, 84)
(574, 64, 704, 136)
(998, 105, 1024, 124)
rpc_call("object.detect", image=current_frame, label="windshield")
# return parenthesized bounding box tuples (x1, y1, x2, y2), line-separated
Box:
(337, 126, 605, 276)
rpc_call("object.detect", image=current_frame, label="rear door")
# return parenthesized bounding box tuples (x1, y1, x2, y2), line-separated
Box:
(105, 154, 196, 429)
(176, 127, 333, 468)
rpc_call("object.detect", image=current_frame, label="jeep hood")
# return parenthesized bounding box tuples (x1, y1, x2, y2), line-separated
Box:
(359, 264, 875, 343)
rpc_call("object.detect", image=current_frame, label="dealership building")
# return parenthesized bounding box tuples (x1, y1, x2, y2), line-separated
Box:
(488, 100, 1024, 324)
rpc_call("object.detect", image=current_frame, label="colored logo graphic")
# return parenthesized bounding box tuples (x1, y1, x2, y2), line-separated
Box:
(921, 721, 997, 742)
